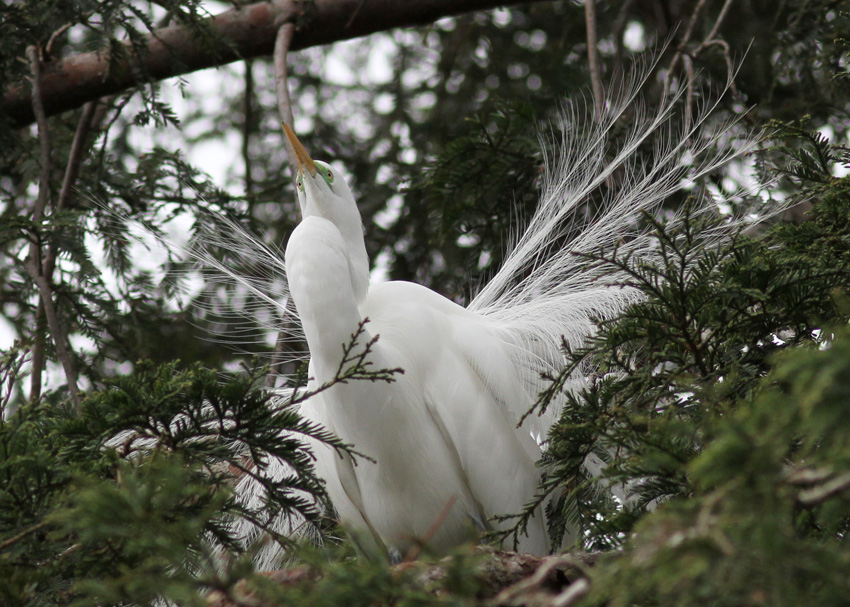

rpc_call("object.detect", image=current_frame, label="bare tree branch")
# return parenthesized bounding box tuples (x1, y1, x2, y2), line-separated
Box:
(273, 22, 297, 180)
(4, 0, 550, 128)
(664, 0, 738, 122)
(26, 45, 53, 402)
(26, 47, 52, 227)
(242, 61, 255, 202)
(268, 20, 298, 388)
(798, 470, 850, 507)
(43, 101, 98, 285)
(25, 46, 82, 410)
(584, 0, 604, 121)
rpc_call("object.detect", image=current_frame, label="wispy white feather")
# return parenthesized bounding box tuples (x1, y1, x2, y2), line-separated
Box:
(469, 62, 756, 436)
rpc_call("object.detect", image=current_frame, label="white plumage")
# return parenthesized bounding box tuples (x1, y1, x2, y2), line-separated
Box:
(207, 65, 755, 568)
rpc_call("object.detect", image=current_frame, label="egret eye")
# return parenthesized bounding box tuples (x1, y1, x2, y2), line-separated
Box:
(326, 169, 334, 183)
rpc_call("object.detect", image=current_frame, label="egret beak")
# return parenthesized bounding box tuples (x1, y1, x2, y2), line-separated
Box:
(283, 123, 318, 177)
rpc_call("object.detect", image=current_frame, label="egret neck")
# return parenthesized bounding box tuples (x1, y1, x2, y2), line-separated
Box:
(284, 125, 369, 305)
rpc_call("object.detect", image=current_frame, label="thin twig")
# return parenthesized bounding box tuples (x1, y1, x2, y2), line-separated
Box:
(402, 495, 457, 562)
(25, 46, 82, 410)
(271, 19, 298, 386)
(242, 60, 255, 202)
(584, 0, 604, 122)
(26, 45, 52, 402)
(274, 22, 297, 185)
(553, 578, 591, 607)
(701, 38, 738, 95)
(0, 520, 49, 551)
(45, 10, 97, 59)
(56, 102, 97, 213)
(700, 0, 735, 48)
(664, 0, 738, 123)
(798, 470, 850, 506)
(43, 101, 98, 281)
(663, 0, 709, 96)
(490, 555, 589, 606)
(28, 274, 82, 409)
(683, 54, 695, 133)
(27, 47, 51, 228)
(611, 0, 635, 87)
(345, 0, 369, 28)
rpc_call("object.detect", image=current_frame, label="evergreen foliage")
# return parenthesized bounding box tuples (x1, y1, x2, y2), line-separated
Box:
(0, 359, 362, 605)
(533, 127, 850, 604)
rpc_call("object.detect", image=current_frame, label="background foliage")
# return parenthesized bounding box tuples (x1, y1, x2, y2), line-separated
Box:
(1, 0, 850, 605)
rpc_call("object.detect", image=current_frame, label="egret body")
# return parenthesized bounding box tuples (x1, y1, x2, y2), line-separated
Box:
(283, 126, 549, 557)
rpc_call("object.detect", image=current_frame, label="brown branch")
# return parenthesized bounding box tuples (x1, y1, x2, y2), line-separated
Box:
(4, 0, 551, 128)
(584, 0, 604, 122)
(26, 45, 52, 401)
(25, 47, 82, 410)
(242, 60, 255, 201)
(664, 0, 738, 121)
(611, 0, 635, 83)
(273, 21, 297, 185)
(42, 100, 98, 306)
(268, 20, 298, 388)
(402, 495, 457, 563)
(56, 101, 98, 215)
(699, 0, 734, 49)
(798, 470, 850, 507)
(663, 0, 709, 96)
(683, 54, 695, 133)
(27, 47, 52, 226)
(0, 520, 50, 552)
(28, 270, 83, 409)
(30, 302, 46, 401)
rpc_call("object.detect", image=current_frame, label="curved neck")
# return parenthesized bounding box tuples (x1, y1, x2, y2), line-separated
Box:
(341, 224, 370, 305)
(301, 202, 369, 305)
(285, 217, 368, 377)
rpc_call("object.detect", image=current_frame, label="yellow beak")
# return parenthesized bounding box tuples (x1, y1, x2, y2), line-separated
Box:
(283, 123, 317, 177)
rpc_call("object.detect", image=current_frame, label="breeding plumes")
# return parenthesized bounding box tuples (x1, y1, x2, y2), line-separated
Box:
(204, 65, 756, 568)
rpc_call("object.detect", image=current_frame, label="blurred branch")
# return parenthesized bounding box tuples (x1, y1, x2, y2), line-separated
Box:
(612, 0, 635, 83)
(26, 47, 52, 227)
(797, 470, 850, 507)
(4, 0, 552, 127)
(274, 21, 297, 181)
(0, 521, 50, 552)
(664, 0, 737, 127)
(242, 60, 255, 201)
(43, 100, 99, 301)
(270, 21, 297, 387)
(26, 44, 52, 402)
(584, 0, 604, 121)
(25, 46, 82, 410)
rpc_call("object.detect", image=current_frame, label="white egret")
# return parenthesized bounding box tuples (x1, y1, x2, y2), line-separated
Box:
(283, 125, 550, 558)
(219, 66, 755, 567)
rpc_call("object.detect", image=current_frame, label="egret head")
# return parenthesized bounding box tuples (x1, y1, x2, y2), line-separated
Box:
(283, 124, 357, 222)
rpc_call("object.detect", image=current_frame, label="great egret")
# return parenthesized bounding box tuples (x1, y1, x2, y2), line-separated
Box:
(283, 125, 551, 558)
(220, 66, 753, 568)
